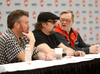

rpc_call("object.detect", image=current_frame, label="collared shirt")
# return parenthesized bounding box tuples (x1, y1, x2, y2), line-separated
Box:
(0, 28, 39, 65)
(55, 24, 78, 47)
(55, 24, 90, 54)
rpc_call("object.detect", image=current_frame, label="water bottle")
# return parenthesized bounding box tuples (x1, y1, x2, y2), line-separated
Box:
(25, 44, 31, 65)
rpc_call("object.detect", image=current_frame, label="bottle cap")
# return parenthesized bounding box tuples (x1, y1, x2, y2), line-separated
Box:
(26, 44, 29, 46)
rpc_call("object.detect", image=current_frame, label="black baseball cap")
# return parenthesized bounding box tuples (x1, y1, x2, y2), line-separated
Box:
(37, 12, 59, 22)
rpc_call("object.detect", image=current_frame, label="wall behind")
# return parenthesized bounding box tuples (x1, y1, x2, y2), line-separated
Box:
(0, 0, 100, 45)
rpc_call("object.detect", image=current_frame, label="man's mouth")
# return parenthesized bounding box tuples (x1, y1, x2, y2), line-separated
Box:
(62, 25, 66, 27)
(54, 26, 56, 28)
(26, 30, 29, 33)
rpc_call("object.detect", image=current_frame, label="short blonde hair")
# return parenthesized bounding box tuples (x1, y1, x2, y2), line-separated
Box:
(60, 10, 74, 21)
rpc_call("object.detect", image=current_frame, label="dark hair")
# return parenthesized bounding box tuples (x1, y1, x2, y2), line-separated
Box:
(7, 9, 29, 29)
(34, 22, 45, 30)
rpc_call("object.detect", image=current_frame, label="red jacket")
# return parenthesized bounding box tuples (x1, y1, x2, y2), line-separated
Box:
(55, 24, 78, 47)
(55, 24, 90, 54)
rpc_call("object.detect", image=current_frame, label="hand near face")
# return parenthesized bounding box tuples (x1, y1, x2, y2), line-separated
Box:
(22, 31, 35, 42)
(45, 53, 53, 61)
(74, 51, 85, 57)
(89, 44, 100, 54)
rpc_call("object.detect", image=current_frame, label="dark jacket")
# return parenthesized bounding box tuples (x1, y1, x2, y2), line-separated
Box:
(55, 24, 90, 54)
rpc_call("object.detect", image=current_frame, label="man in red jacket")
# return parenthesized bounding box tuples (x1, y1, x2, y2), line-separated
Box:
(55, 10, 100, 54)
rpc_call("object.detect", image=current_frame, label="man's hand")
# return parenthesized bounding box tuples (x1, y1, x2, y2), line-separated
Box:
(45, 53, 53, 61)
(74, 51, 85, 57)
(22, 31, 35, 42)
(66, 49, 75, 56)
(89, 45, 100, 54)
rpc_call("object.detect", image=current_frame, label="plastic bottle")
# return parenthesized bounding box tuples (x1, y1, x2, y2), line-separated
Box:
(25, 44, 31, 65)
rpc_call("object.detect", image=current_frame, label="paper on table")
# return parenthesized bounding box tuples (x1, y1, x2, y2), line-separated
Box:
(0, 66, 6, 73)
(84, 53, 100, 59)
(2, 53, 100, 73)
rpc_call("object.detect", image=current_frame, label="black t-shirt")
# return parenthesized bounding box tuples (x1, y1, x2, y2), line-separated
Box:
(32, 30, 60, 49)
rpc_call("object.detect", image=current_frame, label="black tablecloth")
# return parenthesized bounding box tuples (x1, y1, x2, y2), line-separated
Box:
(1, 58, 100, 74)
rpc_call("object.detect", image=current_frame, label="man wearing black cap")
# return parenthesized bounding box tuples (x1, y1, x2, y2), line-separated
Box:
(32, 12, 85, 57)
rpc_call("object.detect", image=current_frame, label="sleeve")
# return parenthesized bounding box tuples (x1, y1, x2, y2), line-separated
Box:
(33, 31, 48, 47)
(0, 47, 5, 64)
(54, 32, 70, 47)
(5, 38, 24, 62)
(77, 33, 90, 54)
(55, 32, 90, 54)
(21, 36, 29, 45)
(53, 34, 61, 46)
(77, 33, 90, 47)
(32, 47, 39, 56)
(20, 36, 29, 49)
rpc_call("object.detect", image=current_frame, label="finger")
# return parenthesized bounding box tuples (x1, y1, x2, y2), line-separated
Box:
(96, 45, 100, 48)
(81, 52, 85, 57)
(74, 52, 76, 56)
(80, 52, 82, 56)
(45, 56, 52, 61)
(81, 52, 84, 57)
(49, 56, 53, 60)
(74, 52, 78, 56)
(45, 57, 48, 61)
(46, 54, 52, 61)
(22, 32, 27, 35)
(72, 52, 75, 56)
(75, 51, 79, 55)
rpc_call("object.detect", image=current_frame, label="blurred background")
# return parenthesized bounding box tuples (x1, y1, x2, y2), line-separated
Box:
(0, 0, 100, 45)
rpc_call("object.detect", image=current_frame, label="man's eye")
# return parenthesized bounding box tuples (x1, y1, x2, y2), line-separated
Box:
(25, 23, 28, 25)
(66, 19, 69, 22)
(61, 19, 65, 21)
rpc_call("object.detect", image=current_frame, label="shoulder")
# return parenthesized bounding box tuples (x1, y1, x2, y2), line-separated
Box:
(33, 30, 45, 37)
(32, 30, 46, 40)
(72, 28, 79, 35)
(54, 32, 66, 41)
(54, 32, 64, 37)
(32, 30, 40, 33)
(72, 28, 77, 32)
(0, 31, 12, 43)
(32, 30, 42, 35)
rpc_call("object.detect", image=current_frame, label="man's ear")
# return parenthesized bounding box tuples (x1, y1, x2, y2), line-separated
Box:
(42, 22, 46, 27)
(72, 21, 74, 26)
(14, 22, 20, 29)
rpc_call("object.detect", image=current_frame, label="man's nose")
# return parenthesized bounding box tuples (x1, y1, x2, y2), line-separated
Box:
(27, 24, 30, 28)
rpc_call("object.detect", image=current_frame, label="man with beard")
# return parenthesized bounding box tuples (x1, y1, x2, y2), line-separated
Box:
(55, 10, 100, 54)
(32, 12, 85, 57)
(0, 9, 53, 65)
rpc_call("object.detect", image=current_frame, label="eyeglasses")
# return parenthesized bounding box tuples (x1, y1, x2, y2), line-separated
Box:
(60, 18, 72, 23)
(47, 21, 57, 24)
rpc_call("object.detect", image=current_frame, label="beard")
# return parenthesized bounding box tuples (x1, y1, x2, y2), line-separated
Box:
(26, 29, 29, 33)
(19, 25, 29, 36)
(49, 26, 56, 34)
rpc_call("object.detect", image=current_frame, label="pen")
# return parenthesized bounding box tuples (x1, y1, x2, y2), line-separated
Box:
(42, 56, 46, 59)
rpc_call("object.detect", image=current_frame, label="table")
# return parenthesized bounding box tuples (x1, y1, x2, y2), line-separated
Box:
(1, 54, 100, 74)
